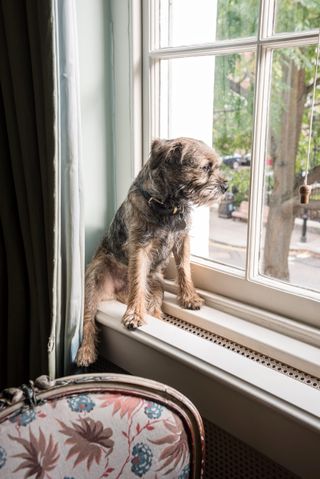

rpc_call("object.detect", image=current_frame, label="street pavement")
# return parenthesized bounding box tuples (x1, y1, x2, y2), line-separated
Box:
(209, 205, 320, 254)
(195, 206, 320, 292)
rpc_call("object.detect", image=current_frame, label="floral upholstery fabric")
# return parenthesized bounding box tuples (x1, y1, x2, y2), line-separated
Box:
(0, 392, 190, 478)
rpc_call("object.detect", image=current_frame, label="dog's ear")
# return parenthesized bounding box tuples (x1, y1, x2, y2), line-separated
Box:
(149, 138, 171, 169)
(149, 139, 184, 169)
(165, 141, 184, 165)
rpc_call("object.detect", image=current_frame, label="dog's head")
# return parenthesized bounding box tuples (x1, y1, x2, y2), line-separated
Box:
(149, 137, 228, 206)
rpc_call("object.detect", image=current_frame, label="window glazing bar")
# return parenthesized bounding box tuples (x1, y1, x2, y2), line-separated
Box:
(149, 30, 320, 60)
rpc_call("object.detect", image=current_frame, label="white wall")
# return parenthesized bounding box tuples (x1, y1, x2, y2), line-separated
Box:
(76, 0, 141, 263)
(76, 0, 115, 263)
(110, 0, 143, 205)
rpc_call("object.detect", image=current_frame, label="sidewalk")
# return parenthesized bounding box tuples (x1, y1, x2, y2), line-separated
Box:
(209, 206, 320, 256)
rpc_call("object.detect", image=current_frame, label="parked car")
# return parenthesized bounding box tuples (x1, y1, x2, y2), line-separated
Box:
(222, 154, 242, 169)
(222, 153, 251, 169)
(242, 153, 251, 166)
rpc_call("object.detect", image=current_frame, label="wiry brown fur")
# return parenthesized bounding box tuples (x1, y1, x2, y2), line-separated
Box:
(76, 138, 228, 366)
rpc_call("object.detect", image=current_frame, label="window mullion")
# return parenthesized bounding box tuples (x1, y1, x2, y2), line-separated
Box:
(143, 0, 151, 160)
(143, 0, 161, 158)
(246, 45, 273, 282)
(246, 0, 275, 281)
(259, 0, 276, 40)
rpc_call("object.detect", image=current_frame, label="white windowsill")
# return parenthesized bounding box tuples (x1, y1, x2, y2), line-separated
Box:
(96, 298, 320, 428)
(161, 291, 320, 378)
(96, 298, 320, 477)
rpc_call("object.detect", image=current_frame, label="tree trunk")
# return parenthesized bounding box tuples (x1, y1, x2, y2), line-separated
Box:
(263, 59, 306, 280)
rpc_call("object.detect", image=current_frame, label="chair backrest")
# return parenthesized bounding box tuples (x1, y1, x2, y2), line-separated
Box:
(0, 373, 205, 478)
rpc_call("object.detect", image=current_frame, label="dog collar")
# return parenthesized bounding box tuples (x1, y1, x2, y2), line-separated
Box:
(139, 188, 182, 217)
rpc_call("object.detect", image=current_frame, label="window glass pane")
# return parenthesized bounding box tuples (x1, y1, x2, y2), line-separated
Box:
(159, 52, 256, 270)
(274, 0, 320, 34)
(159, 0, 258, 48)
(260, 46, 320, 293)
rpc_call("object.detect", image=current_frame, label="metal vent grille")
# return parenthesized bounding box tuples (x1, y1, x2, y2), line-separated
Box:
(162, 314, 320, 390)
(203, 418, 299, 479)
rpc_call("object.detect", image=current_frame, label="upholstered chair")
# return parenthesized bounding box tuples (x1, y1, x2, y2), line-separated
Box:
(0, 373, 205, 478)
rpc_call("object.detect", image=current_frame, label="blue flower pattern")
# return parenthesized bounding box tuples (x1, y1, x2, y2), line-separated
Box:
(178, 463, 190, 479)
(2, 396, 189, 477)
(9, 408, 36, 427)
(67, 395, 95, 413)
(144, 401, 163, 419)
(0, 446, 6, 469)
(131, 443, 153, 477)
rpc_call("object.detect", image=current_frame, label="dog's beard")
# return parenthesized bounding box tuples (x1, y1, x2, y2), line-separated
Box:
(183, 179, 226, 207)
(194, 188, 224, 206)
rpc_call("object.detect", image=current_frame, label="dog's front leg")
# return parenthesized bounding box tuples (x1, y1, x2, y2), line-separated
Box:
(122, 243, 151, 329)
(173, 234, 204, 310)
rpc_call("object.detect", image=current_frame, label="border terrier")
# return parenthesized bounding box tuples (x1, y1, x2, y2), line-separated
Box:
(76, 137, 228, 366)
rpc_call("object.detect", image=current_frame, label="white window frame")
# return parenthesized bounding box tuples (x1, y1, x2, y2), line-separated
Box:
(95, 7, 320, 471)
(142, 0, 320, 339)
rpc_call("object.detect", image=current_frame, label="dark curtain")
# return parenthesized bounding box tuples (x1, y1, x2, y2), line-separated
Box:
(0, 0, 56, 388)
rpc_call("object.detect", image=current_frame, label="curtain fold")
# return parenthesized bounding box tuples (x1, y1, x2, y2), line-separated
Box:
(0, 0, 56, 387)
(53, 0, 84, 378)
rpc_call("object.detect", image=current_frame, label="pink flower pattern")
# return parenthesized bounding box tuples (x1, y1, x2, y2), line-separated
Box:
(0, 392, 190, 478)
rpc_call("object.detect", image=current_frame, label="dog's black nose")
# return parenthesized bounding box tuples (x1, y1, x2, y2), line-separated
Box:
(221, 182, 229, 193)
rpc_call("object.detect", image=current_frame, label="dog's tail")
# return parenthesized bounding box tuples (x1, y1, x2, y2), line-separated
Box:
(76, 251, 111, 367)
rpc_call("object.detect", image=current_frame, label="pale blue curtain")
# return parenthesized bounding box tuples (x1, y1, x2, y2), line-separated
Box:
(49, 0, 85, 377)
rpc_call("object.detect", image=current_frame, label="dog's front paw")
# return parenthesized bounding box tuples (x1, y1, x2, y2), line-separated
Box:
(178, 293, 204, 310)
(76, 344, 97, 367)
(151, 307, 163, 320)
(122, 311, 146, 330)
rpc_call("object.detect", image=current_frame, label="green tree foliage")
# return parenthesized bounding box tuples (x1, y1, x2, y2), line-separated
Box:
(213, 52, 255, 157)
(270, 46, 320, 176)
(213, 0, 320, 197)
(275, 0, 320, 33)
(216, 0, 258, 40)
(213, 0, 258, 159)
(221, 165, 251, 206)
(213, 0, 320, 280)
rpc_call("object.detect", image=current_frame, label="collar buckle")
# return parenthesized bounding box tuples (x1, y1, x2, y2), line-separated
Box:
(140, 188, 181, 216)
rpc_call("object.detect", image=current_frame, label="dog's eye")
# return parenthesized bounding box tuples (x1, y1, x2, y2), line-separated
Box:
(202, 163, 212, 172)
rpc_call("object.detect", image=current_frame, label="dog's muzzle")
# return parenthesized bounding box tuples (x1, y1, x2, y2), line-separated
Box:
(221, 181, 229, 194)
